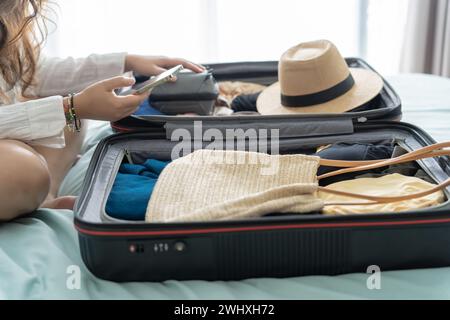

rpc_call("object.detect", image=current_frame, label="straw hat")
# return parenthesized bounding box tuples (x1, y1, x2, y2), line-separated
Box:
(257, 40, 384, 115)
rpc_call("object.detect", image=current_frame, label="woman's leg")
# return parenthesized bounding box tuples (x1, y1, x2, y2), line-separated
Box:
(0, 123, 87, 221)
(33, 122, 87, 200)
(0, 140, 51, 221)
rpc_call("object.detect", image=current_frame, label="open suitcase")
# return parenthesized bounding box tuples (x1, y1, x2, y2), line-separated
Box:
(111, 59, 402, 133)
(74, 59, 450, 282)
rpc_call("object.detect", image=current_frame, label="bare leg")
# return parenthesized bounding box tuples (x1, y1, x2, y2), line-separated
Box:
(1, 122, 89, 221)
(0, 140, 51, 221)
(33, 122, 87, 201)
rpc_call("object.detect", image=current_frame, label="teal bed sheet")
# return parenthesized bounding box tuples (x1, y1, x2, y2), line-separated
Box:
(1, 74, 450, 300)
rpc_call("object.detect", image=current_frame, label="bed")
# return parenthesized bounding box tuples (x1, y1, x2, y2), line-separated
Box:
(1, 73, 450, 300)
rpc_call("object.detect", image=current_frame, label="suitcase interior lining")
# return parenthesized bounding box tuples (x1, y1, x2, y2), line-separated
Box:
(117, 58, 401, 127)
(95, 129, 450, 224)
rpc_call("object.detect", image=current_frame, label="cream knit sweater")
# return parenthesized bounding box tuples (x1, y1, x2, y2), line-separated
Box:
(146, 150, 323, 223)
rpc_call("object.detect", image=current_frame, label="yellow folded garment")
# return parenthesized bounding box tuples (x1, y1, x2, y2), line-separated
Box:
(146, 150, 323, 223)
(318, 174, 445, 215)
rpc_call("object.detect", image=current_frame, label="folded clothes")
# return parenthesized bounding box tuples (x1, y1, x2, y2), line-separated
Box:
(356, 166, 435, 184)
(219, 81, 267, 106)
(316, 142, 395, 186)
(134, 99, 164, 116)
(318, 174, 445, 215)
(145, 147, 448, 222)
(214, 106, 235, 116)
(146, 150, 323, 223)
(106, 159, 169, 221)
(231, 93, 260, 113)
(232, 91, 380, 115)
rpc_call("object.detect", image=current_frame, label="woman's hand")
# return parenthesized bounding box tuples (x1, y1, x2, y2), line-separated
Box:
(73, 76, 149, 122)
(125, 55, 205, 76)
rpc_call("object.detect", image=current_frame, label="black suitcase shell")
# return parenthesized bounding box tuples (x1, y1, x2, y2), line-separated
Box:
(75, 121, 450, 282)
(111, 58, 402, 133)
(73, 60, 450, 282)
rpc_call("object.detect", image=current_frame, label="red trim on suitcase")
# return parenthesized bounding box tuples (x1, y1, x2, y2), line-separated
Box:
(75, 217, 450, 237)
(110, 123, 134, 132)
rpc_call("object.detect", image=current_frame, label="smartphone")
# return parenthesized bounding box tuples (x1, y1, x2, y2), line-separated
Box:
(120, 65, 184, 96)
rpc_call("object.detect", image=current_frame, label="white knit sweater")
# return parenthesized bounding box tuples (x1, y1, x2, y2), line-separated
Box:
(146, 150, 323, 222)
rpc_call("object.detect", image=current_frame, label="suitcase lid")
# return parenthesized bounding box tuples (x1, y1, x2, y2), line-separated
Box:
(112, 58, 402, 139)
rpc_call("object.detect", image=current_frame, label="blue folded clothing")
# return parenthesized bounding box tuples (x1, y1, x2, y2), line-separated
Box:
(134, 99, 164, 116)
(106, 159, 169, 221)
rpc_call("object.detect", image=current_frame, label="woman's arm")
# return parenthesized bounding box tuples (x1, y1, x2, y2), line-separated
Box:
(0, 97, 67, 148)
(3, 53, 203, 147)
(33, 53, 127, 97)
(0, 76, 149, 148)
(33, 53, 204, 98)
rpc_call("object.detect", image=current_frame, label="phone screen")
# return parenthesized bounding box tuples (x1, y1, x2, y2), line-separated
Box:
(120, 65, 184, 96)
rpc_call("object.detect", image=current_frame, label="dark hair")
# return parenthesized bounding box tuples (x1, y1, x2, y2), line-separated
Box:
(0, 0, 50, 99)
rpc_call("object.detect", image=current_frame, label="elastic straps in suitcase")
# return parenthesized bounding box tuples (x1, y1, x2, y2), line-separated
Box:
(318, 141, 450, 206)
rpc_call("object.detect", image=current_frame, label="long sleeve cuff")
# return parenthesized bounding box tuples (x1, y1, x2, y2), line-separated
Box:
(27, 96, 67, 148)
(0, 96, 67, 148)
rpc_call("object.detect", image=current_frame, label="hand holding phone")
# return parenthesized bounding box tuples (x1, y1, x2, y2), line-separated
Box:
(120, 65, 184, 96)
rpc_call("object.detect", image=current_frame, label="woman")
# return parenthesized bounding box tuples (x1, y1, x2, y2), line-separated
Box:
(0, 0, 204, 221)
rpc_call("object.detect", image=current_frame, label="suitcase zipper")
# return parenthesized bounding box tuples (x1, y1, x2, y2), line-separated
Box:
(124, 149, 134, 164)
